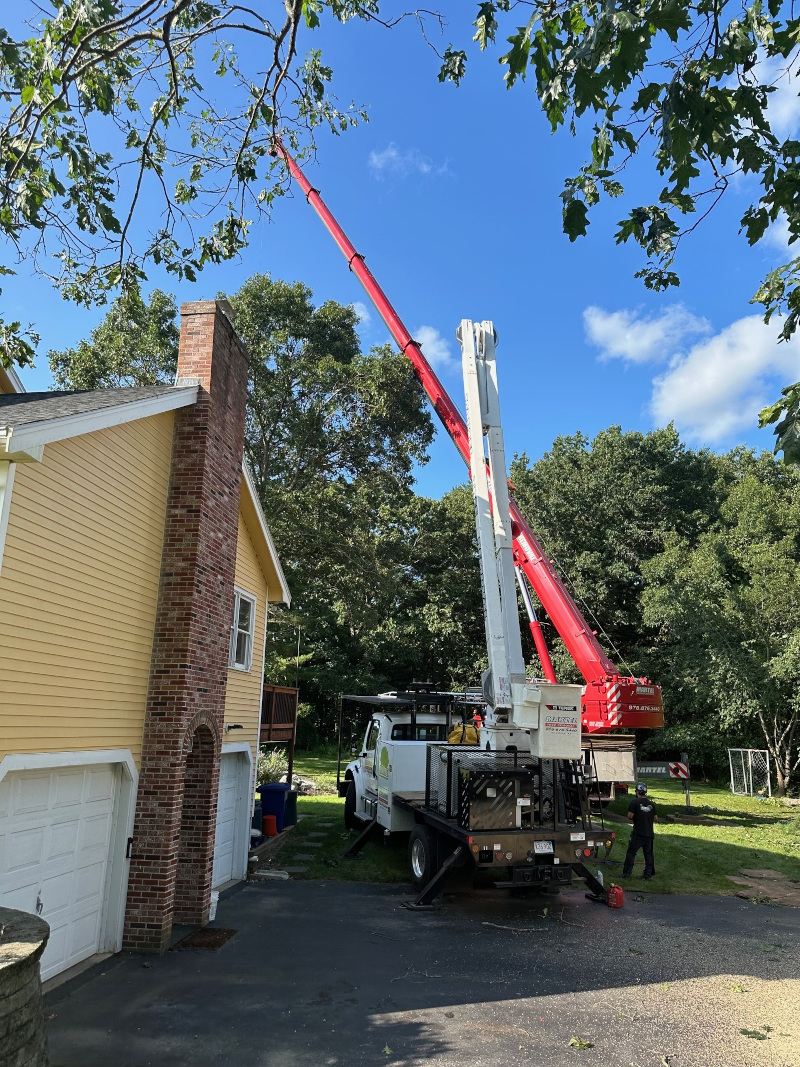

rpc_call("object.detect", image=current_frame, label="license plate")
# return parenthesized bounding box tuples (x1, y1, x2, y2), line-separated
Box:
(534, 840, 554, 854)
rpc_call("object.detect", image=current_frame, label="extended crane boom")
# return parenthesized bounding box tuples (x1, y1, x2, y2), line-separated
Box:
(274, 142, 663, 733)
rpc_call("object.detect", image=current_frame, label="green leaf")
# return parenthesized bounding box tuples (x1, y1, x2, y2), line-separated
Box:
(568, 1036, 594, 1050)
(563, 198, 589, 240)
(473, 3, 500, 49)
(438, 47, 468, 85)
(302, 1, 321, 29)
(501, 23, 534, 88)
(21, 85, 35, 105)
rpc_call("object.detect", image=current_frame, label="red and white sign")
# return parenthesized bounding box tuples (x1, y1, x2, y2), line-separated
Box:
(669, 762, 689, 779)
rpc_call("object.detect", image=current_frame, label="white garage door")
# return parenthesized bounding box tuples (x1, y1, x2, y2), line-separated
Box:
(0, 764, 117, 981)
(212, 753, 244, 888)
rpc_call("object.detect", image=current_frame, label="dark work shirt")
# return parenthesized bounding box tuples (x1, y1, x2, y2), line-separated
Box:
(629, 798, 657, 836)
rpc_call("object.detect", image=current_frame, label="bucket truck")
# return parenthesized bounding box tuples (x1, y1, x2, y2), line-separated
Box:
(337, 320, 615, 906)
(272, 143, 663, 772)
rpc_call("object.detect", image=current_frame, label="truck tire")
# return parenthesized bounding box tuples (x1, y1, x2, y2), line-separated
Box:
(408, 825, 438, 889)
(344, 779, 359, 831)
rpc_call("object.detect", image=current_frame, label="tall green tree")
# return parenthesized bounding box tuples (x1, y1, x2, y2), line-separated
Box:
(227, 273, 434, 732)
(46, 273, 436, 738)
(49, 288, 178, 388)
(509, 425, 721, 681)
(642, 451, 800, 795)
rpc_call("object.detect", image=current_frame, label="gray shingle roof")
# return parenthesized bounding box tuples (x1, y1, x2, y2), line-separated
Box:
(0, 385, 178, 429)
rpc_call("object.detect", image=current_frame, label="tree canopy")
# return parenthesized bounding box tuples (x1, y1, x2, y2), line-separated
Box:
(47, 295, 800, 790)
(5, 2, 800, 452)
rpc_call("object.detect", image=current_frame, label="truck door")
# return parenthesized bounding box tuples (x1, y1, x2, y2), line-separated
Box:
(361, 719, 381, 802)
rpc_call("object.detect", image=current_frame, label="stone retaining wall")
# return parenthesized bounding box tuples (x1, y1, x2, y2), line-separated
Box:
(0, 907, 50, 1067)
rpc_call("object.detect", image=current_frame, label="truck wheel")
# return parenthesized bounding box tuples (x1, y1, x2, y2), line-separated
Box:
(344, 780, 359, 831)
(408, 825, 438, 889)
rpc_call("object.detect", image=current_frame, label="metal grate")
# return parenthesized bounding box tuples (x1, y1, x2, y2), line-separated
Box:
(426, 746, 582, 831)
(728, 748, 771, 797)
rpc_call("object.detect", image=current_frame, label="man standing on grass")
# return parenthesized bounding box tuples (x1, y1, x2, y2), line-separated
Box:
(622, 782, 658, 879)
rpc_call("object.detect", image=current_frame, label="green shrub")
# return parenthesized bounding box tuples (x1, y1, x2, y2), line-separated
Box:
(257, 746, 288, 785)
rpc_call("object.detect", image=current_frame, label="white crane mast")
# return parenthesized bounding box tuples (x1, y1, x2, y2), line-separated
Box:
(458, 319, 583, 760)
(459, 320, 525, 713)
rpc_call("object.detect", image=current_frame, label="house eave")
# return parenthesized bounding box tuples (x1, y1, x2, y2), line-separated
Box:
(0, 385, 198, 462)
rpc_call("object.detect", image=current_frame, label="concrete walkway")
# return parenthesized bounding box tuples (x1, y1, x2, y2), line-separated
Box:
(46, 880, 800, 1067)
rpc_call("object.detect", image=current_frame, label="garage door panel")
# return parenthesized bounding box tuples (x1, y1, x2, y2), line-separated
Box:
(68, 911, 102, 959)
(2, 881, 38, 914)
(41, 870, 73, 914)
(15, 773, 52, 816)
(73, 860, 106, 906)
(0, 777, 10, 817)
(53, 771, 86, 808)
(6, 826, 46, 873)
(0, 763, 118, 982)
(47, 819, 80, 860)
(85, 767, 114, 803)
(80, 812, 112, 852)
(43, 924, 69, 977)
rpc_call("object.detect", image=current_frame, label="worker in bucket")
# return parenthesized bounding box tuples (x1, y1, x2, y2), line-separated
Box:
(622, 782, 658, 879)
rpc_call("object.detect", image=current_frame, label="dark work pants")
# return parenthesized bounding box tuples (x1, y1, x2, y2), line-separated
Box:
(622, 832, 655, 877)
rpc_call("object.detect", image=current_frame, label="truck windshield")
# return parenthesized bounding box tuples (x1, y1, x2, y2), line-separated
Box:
(390, 723, 449, 741)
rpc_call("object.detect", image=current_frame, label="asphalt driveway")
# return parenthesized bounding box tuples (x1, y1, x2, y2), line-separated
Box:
(46, 879, 800, 1067)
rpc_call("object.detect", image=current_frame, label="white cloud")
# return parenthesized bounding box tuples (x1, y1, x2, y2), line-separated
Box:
(652, 315, 800, 441)
(352, 301, 372, 327)
(583, 304, 710, 364)
(368, 143, 448, 181)
(758, 51, 800, 140)
(762, 212, 792, 254)
(415, 324, 456, 372)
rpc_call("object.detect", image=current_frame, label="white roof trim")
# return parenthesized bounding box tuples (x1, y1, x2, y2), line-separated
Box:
(0, 364, 24, 394)
(0, 385, 198, 461)
(242, 460, 291, 605)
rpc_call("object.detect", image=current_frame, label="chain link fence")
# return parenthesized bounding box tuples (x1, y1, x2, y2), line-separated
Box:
(728, 748, 772, 797)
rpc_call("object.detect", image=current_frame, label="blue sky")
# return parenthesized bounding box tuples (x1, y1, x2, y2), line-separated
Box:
(5, 4, 800, 498)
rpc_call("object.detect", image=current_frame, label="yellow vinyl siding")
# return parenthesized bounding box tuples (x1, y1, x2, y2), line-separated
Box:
(0, 412, 174, 765)
(225, 512, 268, 764)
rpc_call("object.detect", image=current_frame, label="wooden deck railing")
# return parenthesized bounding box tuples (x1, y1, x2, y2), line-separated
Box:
(260, 684, 299, 783)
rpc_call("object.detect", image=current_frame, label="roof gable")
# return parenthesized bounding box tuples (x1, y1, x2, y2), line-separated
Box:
(0, 384, 198, 461)
(239, 461, 290, 606)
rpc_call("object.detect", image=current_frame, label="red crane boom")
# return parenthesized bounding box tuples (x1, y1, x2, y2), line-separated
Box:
(275, 143, 663, 732)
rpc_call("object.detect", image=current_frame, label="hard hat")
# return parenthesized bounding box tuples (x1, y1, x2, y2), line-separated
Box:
(635, 782, 648, 795)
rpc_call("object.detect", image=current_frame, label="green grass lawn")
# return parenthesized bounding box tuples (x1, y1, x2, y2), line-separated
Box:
(272, 795, 410, 882)
(292, 749, 340, 793)
(600, 779, 800, 896)
(275, 762, 800, 897)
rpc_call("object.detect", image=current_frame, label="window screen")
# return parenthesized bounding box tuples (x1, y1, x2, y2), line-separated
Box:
(229, 590, 256, 670)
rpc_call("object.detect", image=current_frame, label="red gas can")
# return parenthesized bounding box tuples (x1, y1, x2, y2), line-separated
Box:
(606, 884, 624, 908)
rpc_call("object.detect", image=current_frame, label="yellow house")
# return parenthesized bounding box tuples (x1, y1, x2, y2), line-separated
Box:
(0, 301, 290, 980)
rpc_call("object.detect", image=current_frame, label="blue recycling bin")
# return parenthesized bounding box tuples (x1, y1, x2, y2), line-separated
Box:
(258, 782, 290, 833)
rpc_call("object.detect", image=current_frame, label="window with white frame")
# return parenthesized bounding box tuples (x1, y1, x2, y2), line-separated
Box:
(229, 589, 257, 671)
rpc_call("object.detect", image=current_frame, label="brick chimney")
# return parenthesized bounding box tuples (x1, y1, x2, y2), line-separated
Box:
(123, 301, 249, 952)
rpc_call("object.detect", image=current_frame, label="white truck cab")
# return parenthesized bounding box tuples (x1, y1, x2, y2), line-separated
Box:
(339, 689, 481, 834)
